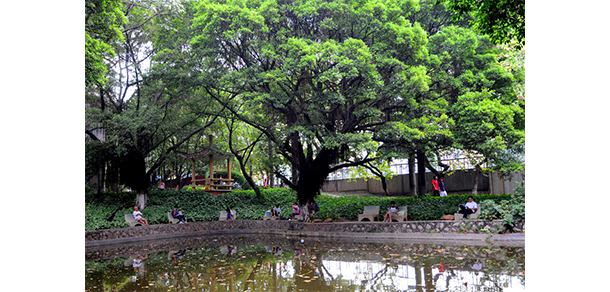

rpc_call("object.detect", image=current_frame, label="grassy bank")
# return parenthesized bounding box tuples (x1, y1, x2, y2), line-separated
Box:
(85, 188, 518, 231)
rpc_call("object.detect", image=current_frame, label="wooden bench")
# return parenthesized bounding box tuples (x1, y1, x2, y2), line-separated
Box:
(219, 210, 237, 221)
(167, 211, 187, 224)
(389, 206, 408, 222)
(125, 214, 143, 227)
(454, 207, 481, 220)
(263, 215, 279, 220)
(358, 206, 380, 222)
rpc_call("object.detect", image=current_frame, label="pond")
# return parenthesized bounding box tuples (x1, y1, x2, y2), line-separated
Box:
(85, 234, 525, 291)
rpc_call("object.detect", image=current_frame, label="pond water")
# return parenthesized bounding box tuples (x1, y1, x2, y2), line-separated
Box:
(85, 234, 524, 291)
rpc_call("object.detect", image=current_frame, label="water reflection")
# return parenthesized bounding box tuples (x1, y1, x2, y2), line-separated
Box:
(86, 236, 524, 291)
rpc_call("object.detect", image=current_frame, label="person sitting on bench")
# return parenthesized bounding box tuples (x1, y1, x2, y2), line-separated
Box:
(171, 205, 187, 224)
(226, 208, 235, 220)
(133, 206, 150, 226)
(458, 196, 478, 219)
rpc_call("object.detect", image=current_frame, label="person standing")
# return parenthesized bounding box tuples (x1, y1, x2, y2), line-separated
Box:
(439, 178, 447, 197)
(432, 176, 440, 196)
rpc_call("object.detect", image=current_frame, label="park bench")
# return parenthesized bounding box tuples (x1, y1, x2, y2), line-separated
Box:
(167, 211, 187, 224)
(124, 214, 143, 227)
(454, 206, 481, 220)
(219, 210, 237, 221)
(388, 206, 408, 222)
(358, 206, 380, 222)
(263, 215, 279, 220)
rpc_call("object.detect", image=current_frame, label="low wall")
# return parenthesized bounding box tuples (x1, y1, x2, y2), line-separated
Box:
(86, 219, 524, 247)
(322, 170, 524, 195)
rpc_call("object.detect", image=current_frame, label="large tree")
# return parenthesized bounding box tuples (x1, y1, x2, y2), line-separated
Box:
(190, 0, 428, 220)
(375, 23, 523, 195)
(85, 0, 127, 87)
(438, 0, 525, 48)
(86, 0, 221, 209)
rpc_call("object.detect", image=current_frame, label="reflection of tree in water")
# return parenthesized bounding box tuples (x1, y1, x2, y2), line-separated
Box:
(291, 249, 335, 291)
(85, 241, 524, 291)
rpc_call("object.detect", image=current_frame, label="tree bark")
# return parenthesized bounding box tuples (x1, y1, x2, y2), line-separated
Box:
(136, 193, 148, 210)
(416, 148, 427, 196)
(472, 164, 482, 194)
(408, 154, 417, 196)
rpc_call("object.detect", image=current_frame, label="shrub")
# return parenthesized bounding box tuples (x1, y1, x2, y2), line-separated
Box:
(479, 182, 526, 229)
(85, 188, 514, 230)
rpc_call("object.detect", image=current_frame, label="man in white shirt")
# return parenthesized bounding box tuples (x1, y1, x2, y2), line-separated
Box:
(133, 206, 150, 226)
(458, 196, 478, 219)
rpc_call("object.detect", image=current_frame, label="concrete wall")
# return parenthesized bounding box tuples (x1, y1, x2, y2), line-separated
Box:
(489, 171, 525, 195)
(86, 219, 524, 247)
(322, 170, 524, 196)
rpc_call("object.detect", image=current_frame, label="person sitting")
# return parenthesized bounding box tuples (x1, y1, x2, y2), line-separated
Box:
(458, 196, 478, 219)
(133, 206, 150, 226)
(226, 208, 235, 220)
(271, 204, 281, 217)
(289, 203, 300, 220)
(171, 205, 187, 224)
(383, 201, 398, 222)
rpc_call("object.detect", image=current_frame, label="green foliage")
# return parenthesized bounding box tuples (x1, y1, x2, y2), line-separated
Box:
(85, 188, 298, 230)
(479, 182, 525, 228)
(85, 0, 127, 86)
(439, 0, 525, 48)
(85, 189, 516, 230)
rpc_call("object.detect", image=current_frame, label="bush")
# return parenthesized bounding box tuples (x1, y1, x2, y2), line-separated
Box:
(479, 182, 526, 229)
(85, 188, 514, 230)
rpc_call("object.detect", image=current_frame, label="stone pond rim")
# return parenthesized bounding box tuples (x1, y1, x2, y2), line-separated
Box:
(85, 219, 525, 248)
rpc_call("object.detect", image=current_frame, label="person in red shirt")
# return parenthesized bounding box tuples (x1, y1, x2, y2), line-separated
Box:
(432, 176, 440, 196)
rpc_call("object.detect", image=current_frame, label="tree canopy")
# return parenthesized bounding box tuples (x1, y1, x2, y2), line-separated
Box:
(85, 0, 525, 216)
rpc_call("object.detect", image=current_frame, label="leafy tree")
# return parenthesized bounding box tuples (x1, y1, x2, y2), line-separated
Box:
(190, 0, 429, 220)
(85, 0, 127, 87)
(375, 24, 523, 195)
(86, 0, 221, 209)
(437, 0, 525, 48)
(451, 89, 524, 193)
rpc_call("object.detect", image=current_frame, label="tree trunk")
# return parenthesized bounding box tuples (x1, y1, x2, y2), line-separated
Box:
(268, 138, 275, 188)
(408, 154, 417, 196)
(416, 148, 427, 196)
(472, 164, 482, 194)
(236, 154, 263, 199)
(380, 175, 389, 196)
(136, 192, 148, 210)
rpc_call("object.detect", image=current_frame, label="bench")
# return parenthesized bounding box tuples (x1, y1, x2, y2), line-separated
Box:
(454, 207, 481, 220)
(167, 211, 187, 224)
(358, 206, 380, 222)
(389, 206, 408, 222)
(125, 214, 143, 227)
(219, 210, 237, 221)
(263, 215, 279, 220)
